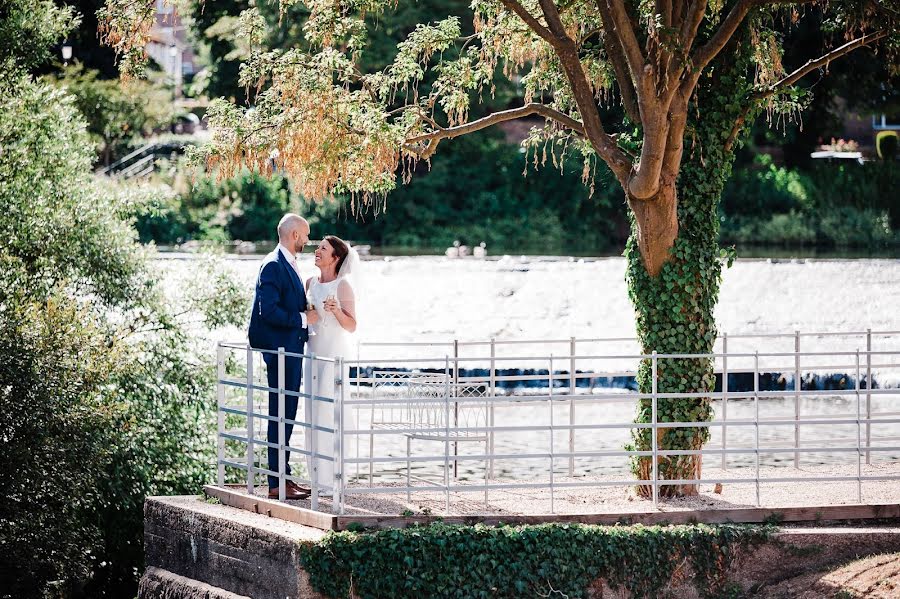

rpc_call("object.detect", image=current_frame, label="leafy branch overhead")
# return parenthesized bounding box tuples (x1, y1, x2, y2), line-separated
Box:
(103, 0, 898, 200)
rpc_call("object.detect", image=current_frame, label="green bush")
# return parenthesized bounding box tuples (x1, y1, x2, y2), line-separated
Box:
(806, 161, 899, 228)
(300, 522, 772, 599)
(0, 278, 116, 598)
(0, 15, 247, 595)
(721, 155, 815, 216)
(818, 206, 895, 247)
(137, 166, 293, 244)
(720, 157, 899, 248)
(721, 212, 818, 246)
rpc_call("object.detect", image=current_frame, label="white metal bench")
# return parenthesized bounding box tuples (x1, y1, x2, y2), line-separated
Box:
(367, 371, 490, 488)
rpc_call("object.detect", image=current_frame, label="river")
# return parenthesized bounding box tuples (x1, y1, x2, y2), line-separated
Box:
(159, 254, 900, 345)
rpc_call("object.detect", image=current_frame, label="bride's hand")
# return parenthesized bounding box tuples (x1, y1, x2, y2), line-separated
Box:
(324, 298, 339, 313)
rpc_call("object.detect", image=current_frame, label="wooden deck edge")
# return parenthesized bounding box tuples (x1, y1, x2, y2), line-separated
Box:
(203, 485, 338, 531)
(335, 503, 900, 530)
(201, 486, 898, 532)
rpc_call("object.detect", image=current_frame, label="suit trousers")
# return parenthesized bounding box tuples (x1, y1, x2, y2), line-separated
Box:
(263, 351, 302, 489)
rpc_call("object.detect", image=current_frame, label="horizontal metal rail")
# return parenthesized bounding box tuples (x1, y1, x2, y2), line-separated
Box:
(216, 334, 900, 515)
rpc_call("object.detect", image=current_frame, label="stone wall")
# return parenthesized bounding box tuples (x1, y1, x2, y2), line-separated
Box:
(140, 494, 900, 598)
(140, 495, 325, 599)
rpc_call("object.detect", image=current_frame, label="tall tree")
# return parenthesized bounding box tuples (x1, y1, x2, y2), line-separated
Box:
(102, 0, 899, 495)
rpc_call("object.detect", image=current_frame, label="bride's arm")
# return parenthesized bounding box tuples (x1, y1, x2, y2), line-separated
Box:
(328, 280, 357, 333)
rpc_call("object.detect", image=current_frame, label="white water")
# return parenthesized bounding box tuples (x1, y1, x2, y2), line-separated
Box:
(163, 254, 900, 344)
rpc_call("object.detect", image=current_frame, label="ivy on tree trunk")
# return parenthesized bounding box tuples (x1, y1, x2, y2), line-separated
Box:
(627, 38, 757, 496)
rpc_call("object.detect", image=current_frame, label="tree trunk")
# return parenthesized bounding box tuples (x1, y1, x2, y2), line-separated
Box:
(625, 175, 719, 498)
(623, 30, 754, 498)
(628, 181, 679, 278)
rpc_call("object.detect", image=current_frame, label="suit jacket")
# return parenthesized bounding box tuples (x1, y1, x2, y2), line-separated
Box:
(248, 249, 309, 353)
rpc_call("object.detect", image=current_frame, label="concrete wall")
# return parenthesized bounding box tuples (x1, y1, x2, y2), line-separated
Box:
(140, 496, 325, 599)
(141, 494, 900, 598)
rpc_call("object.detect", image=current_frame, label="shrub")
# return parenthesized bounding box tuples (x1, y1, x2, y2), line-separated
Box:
(0, 54, 246, 599)
(721, 154, 815, 217)
(0, 280, 115, 598)
(300, 522, 772, 599)
(720, 158, 899, 248)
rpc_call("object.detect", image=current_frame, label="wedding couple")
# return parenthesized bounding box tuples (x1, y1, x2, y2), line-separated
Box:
(247, 213, 359, 500)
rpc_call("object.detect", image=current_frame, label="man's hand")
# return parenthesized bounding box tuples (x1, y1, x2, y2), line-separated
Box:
(306, 308, 319, 326)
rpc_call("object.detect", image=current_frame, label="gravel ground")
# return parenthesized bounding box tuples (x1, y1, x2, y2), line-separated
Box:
(258, 461, 900, 516)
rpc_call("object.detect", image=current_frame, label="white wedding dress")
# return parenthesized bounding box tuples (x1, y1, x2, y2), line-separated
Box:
(304, 276, 353, 493)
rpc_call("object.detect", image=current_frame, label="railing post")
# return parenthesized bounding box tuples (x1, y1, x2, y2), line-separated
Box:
(453, 339, 459, 479)
(794, 330, 801, 469)
(355, 341, 361, 482)
(246, 345, 255, 495)
(568, 337, 576, 477)
(444, 355, 451, 513)
(334, 356, 344, 515)
(549, 355, 555, 514)
(754, 351, 761, 507)
(866, 328, 872, 465)
(651, 351, 658, 510)
(216, 344, 225, 486)
(856, 349, 863, 503)
(488, 338, 496, 479)
(721, 333, 728, 471)
(277, 348, 286, 501)
(310, 353, 319, 512)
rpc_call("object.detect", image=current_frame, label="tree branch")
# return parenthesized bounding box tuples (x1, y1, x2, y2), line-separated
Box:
(678, 0, 706, 62)
(756, 30, 889, 98)
(657, 0, 673, 28)
(536, 0, 570, 40)
(601, 0, 647, 86)
(497, 0, 555, 45)
(690, 0, 755, 72)
(528, 0, 634, 181)
(405, 103, 586, 149)
(692, 0, 821, 73)
(595, 0, 640, 122)
(724, 29, 889, 152)
(602, 24, 642, 123)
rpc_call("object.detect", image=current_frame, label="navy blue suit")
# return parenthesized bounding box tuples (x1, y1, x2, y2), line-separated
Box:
(248, 249, 309, 489)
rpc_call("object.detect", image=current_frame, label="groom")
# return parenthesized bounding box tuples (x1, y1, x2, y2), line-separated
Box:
(248, 213, 318, 500)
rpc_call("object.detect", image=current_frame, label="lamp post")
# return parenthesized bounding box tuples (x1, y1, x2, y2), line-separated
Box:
(61, 43, 72, 66)
(169, 44, 182, 99)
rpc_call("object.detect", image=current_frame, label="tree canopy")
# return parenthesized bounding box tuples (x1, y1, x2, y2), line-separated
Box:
(103, 0, 899, 275)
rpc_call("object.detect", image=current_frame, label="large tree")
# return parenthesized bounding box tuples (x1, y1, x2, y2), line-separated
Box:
(102, 0, 899, 495)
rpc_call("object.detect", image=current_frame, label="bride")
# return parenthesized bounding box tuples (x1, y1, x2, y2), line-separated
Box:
(304, 235, 358, 495)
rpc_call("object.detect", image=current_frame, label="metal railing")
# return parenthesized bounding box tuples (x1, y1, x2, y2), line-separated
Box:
(215, 329, 900, 515)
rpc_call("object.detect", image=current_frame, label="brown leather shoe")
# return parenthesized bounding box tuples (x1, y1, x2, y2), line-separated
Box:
(287, 481, 311, 497)
(268, 481, 310, 500)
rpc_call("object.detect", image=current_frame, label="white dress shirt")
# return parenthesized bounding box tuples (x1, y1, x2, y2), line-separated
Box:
(276, 243, 308, 329)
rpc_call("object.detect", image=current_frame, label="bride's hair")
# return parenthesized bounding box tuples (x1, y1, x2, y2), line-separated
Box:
(324, 235, 350, 275)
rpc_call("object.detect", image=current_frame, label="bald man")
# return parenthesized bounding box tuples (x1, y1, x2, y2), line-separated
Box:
(248, 214, 319, 499)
